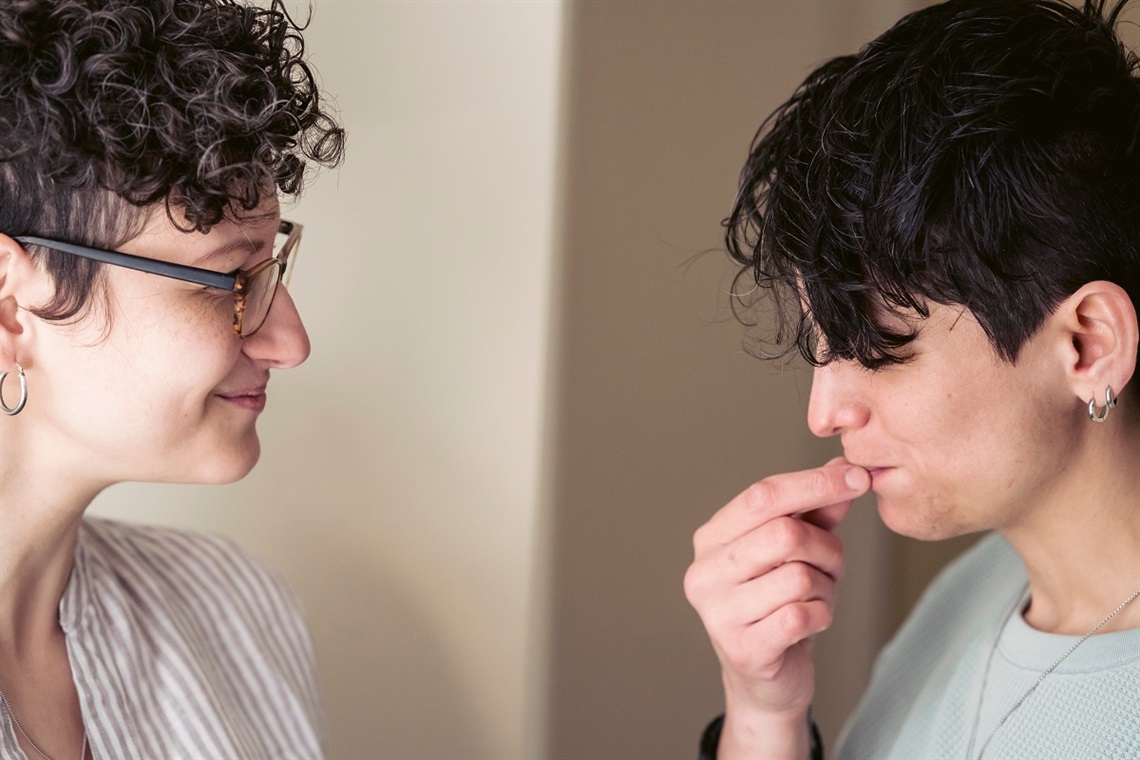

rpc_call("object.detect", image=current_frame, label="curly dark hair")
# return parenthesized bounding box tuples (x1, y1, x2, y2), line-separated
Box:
(725, 0, 1140, 369)
(0, 0, 345, 321)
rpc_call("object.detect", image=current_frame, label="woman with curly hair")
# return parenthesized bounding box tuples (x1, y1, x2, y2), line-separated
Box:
(0, 1, 344, 757)
(686, 0, 1139, 758)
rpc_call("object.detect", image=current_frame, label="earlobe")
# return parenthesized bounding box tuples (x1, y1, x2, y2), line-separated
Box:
(1057, 281, 1139, 407)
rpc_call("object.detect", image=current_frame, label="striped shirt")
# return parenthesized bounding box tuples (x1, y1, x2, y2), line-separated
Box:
(0, 517, 324, 759)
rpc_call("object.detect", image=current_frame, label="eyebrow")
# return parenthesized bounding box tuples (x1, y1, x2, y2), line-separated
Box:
(191, 236, 268, 268)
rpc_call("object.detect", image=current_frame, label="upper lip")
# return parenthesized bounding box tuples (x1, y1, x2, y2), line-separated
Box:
(217, 385, 267, 398)
(845, 459, 890, 471)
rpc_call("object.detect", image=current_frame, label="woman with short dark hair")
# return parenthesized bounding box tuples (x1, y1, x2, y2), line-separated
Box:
(686, 1, 1140, 757)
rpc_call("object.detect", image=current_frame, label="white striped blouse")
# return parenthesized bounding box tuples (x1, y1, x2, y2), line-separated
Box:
(0, 517, 324, 759)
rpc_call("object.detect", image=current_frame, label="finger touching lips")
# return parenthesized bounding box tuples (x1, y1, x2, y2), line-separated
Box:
(696, 462, 872, 549)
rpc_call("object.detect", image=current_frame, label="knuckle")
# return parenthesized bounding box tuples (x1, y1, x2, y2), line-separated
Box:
(683, 562, 710, 605)
(691, 523, 711, 554)
(692, 517, 727, 556)
(805, 469, 833, 500)
(742, 480, 778, 516)
(830, 531, 846, 559)
(833, 541, 848, 581)
(778, 604, 812, 639)
(786, 562, 815, 598)
(768, 516, 805, 554)
(817, 530, 846, 580)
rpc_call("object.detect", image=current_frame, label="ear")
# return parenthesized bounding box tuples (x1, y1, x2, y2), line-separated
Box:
(0, 234, 43, 367)
(1051, 281, 1138, 406)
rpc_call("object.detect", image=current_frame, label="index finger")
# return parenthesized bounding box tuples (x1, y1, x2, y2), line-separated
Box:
(695, 462, 870, 550)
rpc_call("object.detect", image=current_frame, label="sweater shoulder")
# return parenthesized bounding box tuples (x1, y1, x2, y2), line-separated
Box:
(897, 532, 1025, 642)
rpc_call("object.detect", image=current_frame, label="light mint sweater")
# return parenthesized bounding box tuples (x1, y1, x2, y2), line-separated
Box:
(836, 533, 1140, 759)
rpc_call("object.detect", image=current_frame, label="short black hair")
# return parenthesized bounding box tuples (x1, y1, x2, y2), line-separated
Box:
(0, 0, 345, 321)
(725, 0, 1139, 369)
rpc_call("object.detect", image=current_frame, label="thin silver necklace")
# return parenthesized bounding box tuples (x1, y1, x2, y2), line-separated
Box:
(0, 686, 87, 760)
(966, 586, 1140, 760)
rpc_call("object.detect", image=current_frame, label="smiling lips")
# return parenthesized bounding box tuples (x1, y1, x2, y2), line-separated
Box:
(217, 387, 267, 412)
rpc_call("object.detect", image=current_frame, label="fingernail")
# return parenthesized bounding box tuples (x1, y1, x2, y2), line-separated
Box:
(845, 467, 869, 490)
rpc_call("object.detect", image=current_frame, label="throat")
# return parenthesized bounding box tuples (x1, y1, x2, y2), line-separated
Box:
(0, 631, 87, 760)
(1001, 487, 1140, 635)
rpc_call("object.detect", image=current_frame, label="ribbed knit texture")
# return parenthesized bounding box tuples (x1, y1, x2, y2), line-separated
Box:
(837, 533, 1140, 759)
(0, 517, 323, 759)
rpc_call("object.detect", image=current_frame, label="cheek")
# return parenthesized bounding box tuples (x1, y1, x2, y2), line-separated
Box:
(89, 293, 243, 422)
(113, 269, 234, 333)
(882, 381, 1065, 533)
(918, 391, 1026, 482)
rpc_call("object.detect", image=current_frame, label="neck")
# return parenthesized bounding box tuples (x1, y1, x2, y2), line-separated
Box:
(0, 430, 102, 653)
(1000, 419, 1140, 635)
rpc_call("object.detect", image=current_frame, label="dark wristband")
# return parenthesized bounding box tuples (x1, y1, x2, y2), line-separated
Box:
(697, 714, 723, 760)
(809, 714, 824, 760)
(697, 712, 824, 760)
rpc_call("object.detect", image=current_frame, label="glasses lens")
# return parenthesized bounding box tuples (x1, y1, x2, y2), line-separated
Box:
(240, 260, 283, 338)
(276, 222, 301, 288)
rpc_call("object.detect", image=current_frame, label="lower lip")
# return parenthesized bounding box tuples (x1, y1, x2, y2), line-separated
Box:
(867, 468, 892, 487)
(219, 393, 267, 412)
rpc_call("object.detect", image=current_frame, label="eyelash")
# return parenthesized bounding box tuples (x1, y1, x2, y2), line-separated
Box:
(199, 286, 234, 302)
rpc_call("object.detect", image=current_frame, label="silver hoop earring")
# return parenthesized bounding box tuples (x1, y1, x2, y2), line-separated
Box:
(0, 363, 28, 416)
(1088, 386, 1117, 423)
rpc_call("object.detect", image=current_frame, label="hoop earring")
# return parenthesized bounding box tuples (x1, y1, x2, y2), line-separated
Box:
(1088, 386, 1117, 423)
(0, 363, 28, 416)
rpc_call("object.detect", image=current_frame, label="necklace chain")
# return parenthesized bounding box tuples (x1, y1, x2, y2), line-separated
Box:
(970, 586, 1140, 760)
(0, 686, 87, 760)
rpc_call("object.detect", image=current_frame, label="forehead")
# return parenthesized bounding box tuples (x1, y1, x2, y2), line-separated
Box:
(126, 198, 282, 264)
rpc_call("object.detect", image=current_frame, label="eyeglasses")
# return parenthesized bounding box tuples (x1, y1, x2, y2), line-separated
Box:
(15, 220, 302, 338)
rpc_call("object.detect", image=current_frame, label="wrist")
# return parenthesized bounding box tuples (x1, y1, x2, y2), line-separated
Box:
(718, 706, 813, 760)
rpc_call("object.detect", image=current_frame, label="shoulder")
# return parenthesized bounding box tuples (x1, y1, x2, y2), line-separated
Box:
(77, 517, 309, 634)
(853, 534, 1025, 714)
(82, 514, 262, 565)
(899, 532, 1024, 638)
(75, 516, 319, 696)
(834, 535, 1028, 757)
(82, 516, 291, 589)
(72, 519, 324, 753)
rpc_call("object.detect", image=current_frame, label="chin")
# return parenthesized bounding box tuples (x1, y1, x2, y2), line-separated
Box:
(188, 437, 263, 485)
(875, 496, 969, 541)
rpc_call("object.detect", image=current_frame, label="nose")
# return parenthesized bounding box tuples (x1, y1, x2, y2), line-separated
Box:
(242, 287, 311, 368)
(807, 360, 869, 438)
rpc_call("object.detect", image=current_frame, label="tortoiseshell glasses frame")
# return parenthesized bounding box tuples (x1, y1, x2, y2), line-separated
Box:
(15, 220, 302, 338)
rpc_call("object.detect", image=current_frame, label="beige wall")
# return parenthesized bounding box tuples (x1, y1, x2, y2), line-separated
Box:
(90, 0, 1132, 757)
(539, 2, 927, 755)
(90, 2, 563, 758)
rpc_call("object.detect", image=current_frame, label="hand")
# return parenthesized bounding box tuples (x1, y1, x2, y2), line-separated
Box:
(684, 458, 871, 756)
